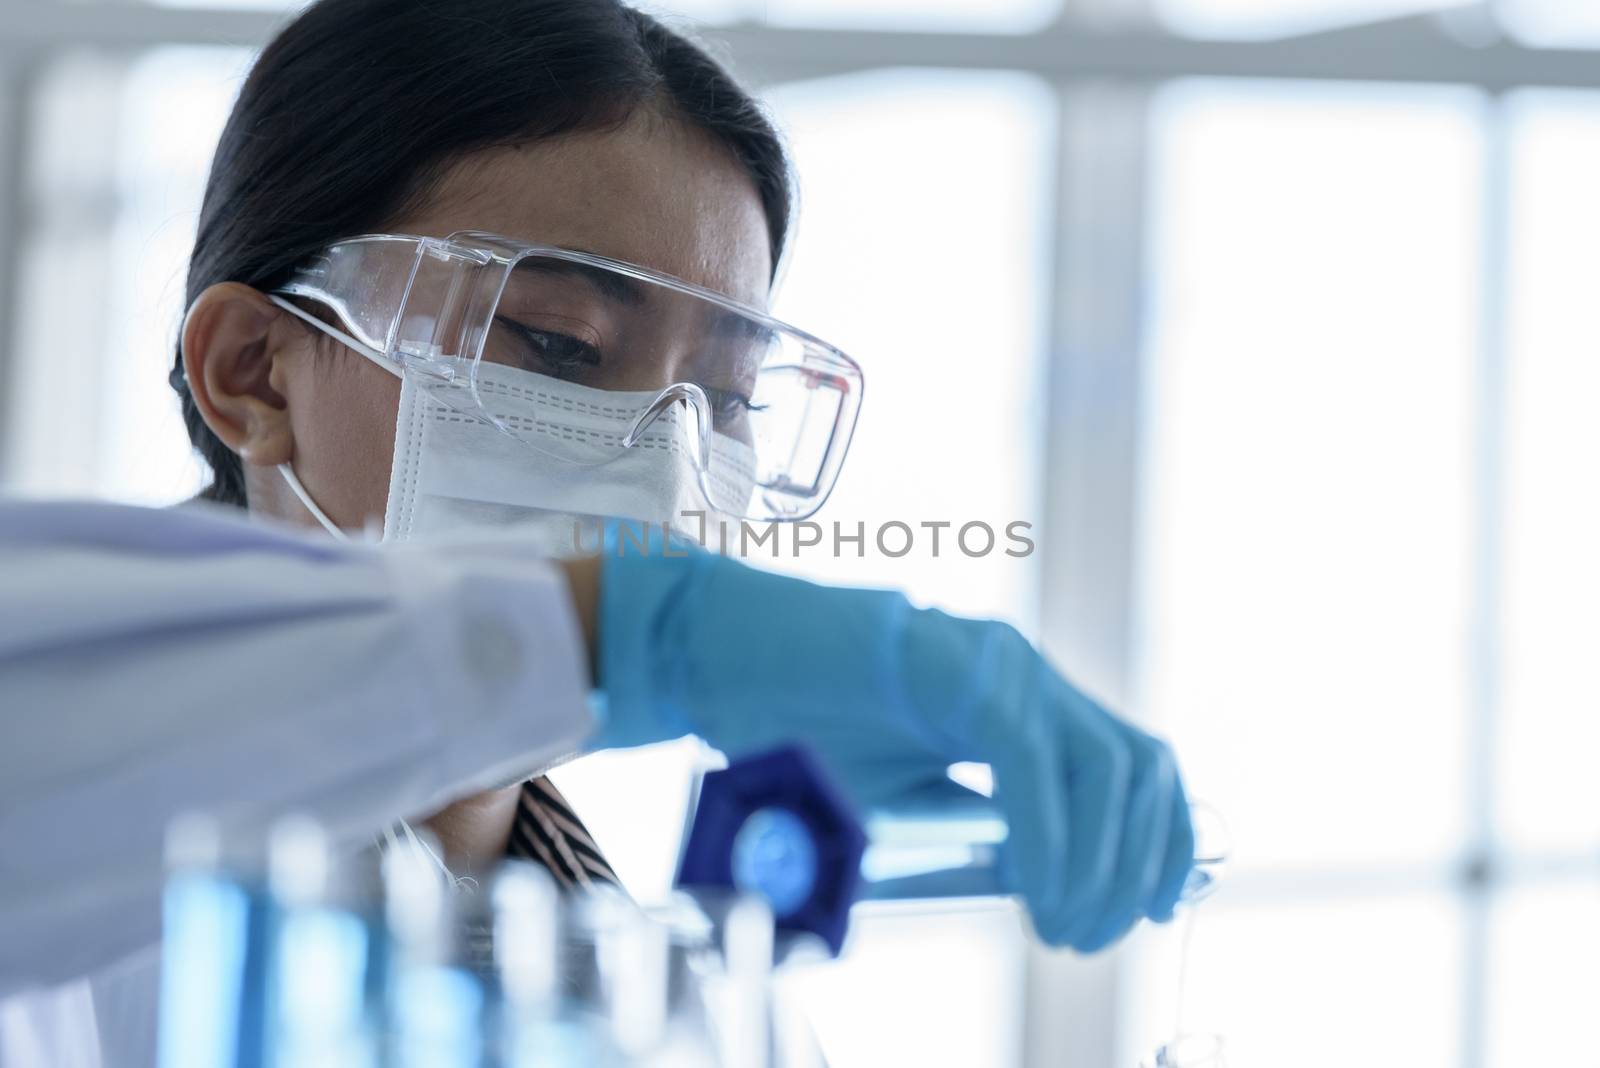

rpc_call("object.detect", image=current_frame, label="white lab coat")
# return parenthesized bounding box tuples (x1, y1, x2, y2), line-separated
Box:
(0, 498, 597, 1068)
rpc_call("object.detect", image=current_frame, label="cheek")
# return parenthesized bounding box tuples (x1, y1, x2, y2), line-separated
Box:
(289, 357, 401, 526)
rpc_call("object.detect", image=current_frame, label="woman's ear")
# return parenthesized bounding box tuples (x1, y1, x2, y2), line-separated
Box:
(181, 283, 299, 468)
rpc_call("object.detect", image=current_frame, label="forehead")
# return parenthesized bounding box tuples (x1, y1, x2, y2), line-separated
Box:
(394, 113, 774, 311)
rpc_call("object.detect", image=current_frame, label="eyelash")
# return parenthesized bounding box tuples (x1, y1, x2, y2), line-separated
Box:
(497, 317, 601, 372)
(703, 387, 767, 419)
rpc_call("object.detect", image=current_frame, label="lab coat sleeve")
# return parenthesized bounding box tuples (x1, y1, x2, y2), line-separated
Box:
(0, 498, 597, 995)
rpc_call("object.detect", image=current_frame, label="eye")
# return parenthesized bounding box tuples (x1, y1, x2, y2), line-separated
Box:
(493, 315, 602, 376)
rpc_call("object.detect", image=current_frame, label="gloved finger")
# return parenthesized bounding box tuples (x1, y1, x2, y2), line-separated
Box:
(1073, 732, 1175, 952)
(1146, 767, 1196, 923)
(989, 725, 1073, 945)
(1043, 697, 1131, 948)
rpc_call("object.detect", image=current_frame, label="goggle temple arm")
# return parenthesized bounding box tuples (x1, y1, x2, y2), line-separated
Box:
(267, 295, 403, 381)
(624, 382, 713, 473)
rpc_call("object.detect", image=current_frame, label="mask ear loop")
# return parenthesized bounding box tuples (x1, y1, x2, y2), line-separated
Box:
(266, 295, 404, 543)
(278, 462, 348, 542)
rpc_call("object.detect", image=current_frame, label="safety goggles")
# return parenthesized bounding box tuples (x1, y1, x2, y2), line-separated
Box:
(268, 231, 863, 523)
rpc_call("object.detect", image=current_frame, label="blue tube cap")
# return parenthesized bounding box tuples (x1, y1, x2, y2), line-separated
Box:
(676, 746, 867, 956)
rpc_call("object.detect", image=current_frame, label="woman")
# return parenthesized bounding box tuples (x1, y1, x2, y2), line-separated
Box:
(0, 1, 1192, 1065)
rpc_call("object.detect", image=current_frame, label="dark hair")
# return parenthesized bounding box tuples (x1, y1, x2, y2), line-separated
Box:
(172, 0, 792, 506)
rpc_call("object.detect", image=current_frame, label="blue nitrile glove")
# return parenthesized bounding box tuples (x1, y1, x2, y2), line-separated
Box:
(592, 534, 1194, 952)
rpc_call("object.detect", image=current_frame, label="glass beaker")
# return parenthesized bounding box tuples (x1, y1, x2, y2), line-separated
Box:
(1143, 1033, 1227, 1068)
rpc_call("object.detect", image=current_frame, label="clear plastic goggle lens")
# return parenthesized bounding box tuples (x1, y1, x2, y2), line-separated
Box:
(275, 234, 862, 523)
(471, 252, 857, 521)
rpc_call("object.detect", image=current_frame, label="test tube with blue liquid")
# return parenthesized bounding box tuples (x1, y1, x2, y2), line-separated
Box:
(677, 746, 1228, 956)
(261, 817, 384, 1068)
(857, 796, 1227, 905)
(491, 861, 566, 1068)
(382, 831, 488, 1068)
(158, 814, 392, 1068)
(157, 814, 274, 1068)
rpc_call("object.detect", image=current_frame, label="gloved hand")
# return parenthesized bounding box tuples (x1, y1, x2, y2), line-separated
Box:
(592, 534, 1194, 952)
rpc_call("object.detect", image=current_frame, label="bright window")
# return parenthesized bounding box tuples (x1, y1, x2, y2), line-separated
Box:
(153, 0, 1062, 34)
(1154, 0, 1459, 40)
(1499, 91, 1600, 858)
(1139, 80, 1481, 872)
(1131, 79, 1483, 1067)
(5, 47, 241, 502)
(1487, 882, 1600, 1067)
(1499, 1, 1600, 48)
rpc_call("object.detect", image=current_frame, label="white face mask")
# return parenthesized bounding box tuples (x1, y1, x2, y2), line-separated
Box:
(279, 359, 757, 553)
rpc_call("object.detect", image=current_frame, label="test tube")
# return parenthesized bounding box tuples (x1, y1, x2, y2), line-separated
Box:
(1143, 1033, 1228, 1068)
(655, 890, 776, 1068)
(491, 861, 569, 1068)
(709, 893, 775, 1068)
(156, 814, 273, 1068)
(382, 829, 486, 1068)
(855, 798, 1228, 904)
(262, 817, 383, 1068)
(679, 746, 1229, 955)
(595, 892, 671, 1057)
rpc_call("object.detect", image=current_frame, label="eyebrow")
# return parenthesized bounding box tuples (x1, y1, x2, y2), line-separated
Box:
(520, 255, 778, 344)
(514, 256, 648, 307)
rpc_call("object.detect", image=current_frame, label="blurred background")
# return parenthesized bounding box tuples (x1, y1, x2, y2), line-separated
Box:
(3, 0, 1599, 1065)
